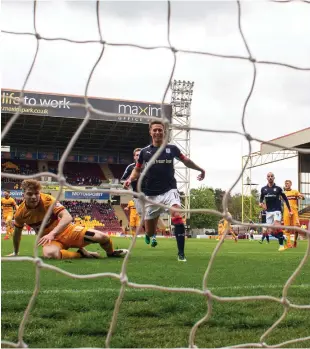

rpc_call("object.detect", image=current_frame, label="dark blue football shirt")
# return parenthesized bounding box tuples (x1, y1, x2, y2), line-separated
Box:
(136, 144, 185, 196)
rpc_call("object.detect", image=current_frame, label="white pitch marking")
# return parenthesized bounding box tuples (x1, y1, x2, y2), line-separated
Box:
(2, 284, 309, 295)
(226, 252, 307, 254)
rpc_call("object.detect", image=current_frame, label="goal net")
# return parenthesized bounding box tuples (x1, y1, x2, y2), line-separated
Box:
(1, 1, 310, 348)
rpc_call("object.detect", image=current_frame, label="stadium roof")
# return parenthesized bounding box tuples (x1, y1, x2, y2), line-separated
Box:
(260, 127, 310, 155)
(1, 88, 172, 154)
(1, 113, 150, 153)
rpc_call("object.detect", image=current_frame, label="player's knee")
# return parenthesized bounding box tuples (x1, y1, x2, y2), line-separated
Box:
(97, 232, 111, 244)
(171, 215, 183, 225)
(43, 247, 61, 259)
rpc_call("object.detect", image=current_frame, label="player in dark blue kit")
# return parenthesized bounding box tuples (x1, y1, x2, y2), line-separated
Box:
(124, 120, 205, 262)
(121, 148, 143, 216)
(121, 147, 167, 235)
(258, 209, 269, 244)
(121, 148, 141, 193)
(259, 172, 292, 251)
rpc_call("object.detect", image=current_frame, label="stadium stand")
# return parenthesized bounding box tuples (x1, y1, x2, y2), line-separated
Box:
(2, 159, 38, 188)
(108, 164, 128, 181)
(2, 159, 38, 174)
(61, 200, 122, 233)
(1, 110, 151, 237)
(1, 198, 123, 234)
(48, 161, 106, 186)
(61, 200, 93, 216)
(1, 159, 108, 187)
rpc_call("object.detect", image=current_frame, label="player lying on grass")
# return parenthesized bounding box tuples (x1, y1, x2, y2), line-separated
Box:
(6, 179, 128, 259)
(124, 120, 205, 262)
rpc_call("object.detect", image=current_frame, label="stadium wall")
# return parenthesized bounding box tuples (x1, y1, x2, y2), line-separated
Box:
(1, 189, 132, 204)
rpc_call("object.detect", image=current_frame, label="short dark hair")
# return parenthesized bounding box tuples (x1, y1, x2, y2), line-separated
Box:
(4, 190, 10, 194)
(149, 120, 165, 130)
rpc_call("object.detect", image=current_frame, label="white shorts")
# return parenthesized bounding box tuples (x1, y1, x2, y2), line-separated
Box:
(144, 189, 181, 220)
(266, 211, 282, 224)
(133, 198, 143, 217)
(133, 198, 169, 219)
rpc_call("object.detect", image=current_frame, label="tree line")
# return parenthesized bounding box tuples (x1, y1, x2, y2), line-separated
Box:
(188, 186, 261, 229)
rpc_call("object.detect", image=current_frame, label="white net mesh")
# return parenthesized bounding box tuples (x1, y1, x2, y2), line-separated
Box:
(1, 0, 310, 348)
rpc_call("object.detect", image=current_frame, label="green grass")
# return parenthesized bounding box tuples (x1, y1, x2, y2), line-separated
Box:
(2, 236, 310, 348)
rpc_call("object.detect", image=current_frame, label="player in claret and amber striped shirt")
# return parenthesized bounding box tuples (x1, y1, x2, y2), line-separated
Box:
(124, 120, 205, 262)
(1, 190, 18, 240)
(6, 179, 128, 259)
(283, 180, 305, 248)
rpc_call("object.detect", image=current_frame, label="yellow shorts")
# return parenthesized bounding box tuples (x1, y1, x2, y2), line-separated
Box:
(283, 211, 300, 227)
(3, 213, 13, 223)
(50, 224, 89, 250)
(130, 214, 140, 228)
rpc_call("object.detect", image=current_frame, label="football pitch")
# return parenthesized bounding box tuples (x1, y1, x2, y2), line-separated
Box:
(2, 236, 310, 348)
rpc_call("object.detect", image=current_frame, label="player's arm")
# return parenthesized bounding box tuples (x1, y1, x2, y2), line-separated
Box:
(37, 208, 72, 246)
(124, 153, 143, 188)
(129, 167, 141, 182)
(13, 199, 19, 211)
(180, 156, 205, 173)
(124, 167, 141, 189)
(297, 192, 305, 200)
(259, 188, 266, 209)
(51, 209, 73, 236)
(6, 217, 24, 257)
(280, 190, 292, 213)
(12, 226, 23, 256)
(174, 147, 205, 180)
(120, 164, 132, 182)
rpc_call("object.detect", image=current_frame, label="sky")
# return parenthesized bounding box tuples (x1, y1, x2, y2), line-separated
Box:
(1, 0, 310, 194)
